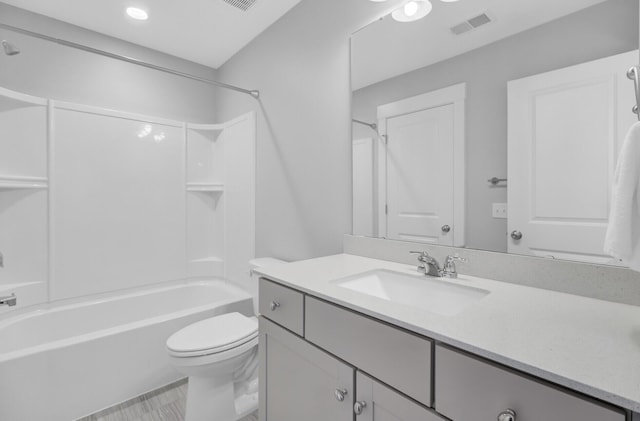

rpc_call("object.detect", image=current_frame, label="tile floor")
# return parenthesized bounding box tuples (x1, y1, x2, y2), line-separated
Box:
(77, 379, 258, 421)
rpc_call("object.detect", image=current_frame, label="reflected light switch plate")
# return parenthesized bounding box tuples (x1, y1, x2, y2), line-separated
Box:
(492, 203, 507, 219)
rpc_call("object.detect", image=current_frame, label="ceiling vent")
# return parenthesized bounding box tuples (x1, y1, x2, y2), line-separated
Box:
(222, 0, 257, 12)
(450, 12, 492, 35)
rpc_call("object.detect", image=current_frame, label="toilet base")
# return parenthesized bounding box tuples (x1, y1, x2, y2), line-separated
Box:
(185, 374, 235, 421)
(184, 375, 258, 421)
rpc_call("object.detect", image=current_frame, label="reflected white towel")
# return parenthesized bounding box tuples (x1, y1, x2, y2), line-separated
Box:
(604, 122, 640, 270)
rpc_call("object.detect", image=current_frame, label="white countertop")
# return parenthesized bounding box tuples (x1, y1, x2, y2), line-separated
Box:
(255, 254, 640, 412)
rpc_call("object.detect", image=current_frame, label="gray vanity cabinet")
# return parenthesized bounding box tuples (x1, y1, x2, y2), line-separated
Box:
(355, 372, 445, 421)
(259, 278, 628, 421)
(259, 317, 354, 421)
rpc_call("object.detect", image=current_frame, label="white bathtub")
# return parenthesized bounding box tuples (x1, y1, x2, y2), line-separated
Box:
(0, 279, 253, 421)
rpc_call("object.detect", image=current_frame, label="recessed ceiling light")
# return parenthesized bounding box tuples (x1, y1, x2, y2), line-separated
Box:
(126, 7, 149, 21)
(392, 0, 432, 22)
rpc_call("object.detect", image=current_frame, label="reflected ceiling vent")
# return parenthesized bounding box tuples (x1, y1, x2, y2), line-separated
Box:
(450, 12, 492, 35)
(222, 0, 257, 11)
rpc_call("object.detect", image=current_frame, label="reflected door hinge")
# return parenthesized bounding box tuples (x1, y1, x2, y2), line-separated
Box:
(385, 204, 388, 215)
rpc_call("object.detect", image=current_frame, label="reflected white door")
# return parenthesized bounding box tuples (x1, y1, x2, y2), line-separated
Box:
(353, 137, 375, 237)
(508, 50, 637, 264)
(385, 104, 455, 245)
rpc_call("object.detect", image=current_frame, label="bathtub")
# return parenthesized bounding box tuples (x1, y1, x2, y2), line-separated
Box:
(0, 279, 253, 421)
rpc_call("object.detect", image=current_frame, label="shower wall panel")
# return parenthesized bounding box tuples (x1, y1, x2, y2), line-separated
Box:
(51, 104, 187, 300)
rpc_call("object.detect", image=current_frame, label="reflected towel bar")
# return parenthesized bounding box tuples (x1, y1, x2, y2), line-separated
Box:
(488, 177, 507, 186)
(627, 66, 640, 121)
(352, 119, 378, 132)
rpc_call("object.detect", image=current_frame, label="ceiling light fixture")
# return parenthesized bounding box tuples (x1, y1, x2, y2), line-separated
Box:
(126, 7, 149, 21)
(392, 0, 433, 22)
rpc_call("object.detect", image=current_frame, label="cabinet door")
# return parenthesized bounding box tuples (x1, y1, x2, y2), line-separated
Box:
(259, 317, 354, 421)
(355, 372, 444, 421)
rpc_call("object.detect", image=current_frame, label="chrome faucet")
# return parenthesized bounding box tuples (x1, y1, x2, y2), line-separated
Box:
(0, 293, 16, 307)
(410, 251, 442, 277)
(410, 251, 467, 278)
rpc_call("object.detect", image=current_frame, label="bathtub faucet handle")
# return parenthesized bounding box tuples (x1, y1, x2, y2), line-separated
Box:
(0, 293, 16, 307)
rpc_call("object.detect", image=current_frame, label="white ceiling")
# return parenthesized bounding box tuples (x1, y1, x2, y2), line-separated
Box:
(352, 0, 610, 90)
(0, 0, 301, 69)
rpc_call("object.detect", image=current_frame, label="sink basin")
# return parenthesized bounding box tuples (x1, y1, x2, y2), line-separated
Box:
(332, 269, 489, 316)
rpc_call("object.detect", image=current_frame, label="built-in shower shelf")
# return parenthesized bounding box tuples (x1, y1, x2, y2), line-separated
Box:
(187, 123, 224, 132)
(0, 176, 48, 190)
(187, 183, 224, 192)
(0, 87, 48, 112)
(187, 123, 224, 143)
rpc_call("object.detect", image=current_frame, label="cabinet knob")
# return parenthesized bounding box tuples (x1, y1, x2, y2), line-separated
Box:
(269, 301, 280, 311)
(498, 409, 516, 421)
(354, 400, 367, 415)
(334, 388, 347, 402)
(442, 225, 451, 233)
(510, 230, 523, 240)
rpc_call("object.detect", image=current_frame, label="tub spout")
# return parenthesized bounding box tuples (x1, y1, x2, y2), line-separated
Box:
(0, 293, 16, 307)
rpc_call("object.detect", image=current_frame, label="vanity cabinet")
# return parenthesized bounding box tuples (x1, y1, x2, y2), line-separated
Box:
(259, 278, 628, 421)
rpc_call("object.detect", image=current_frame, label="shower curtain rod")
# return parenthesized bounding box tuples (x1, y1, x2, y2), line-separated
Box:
(0, 22, 260, 99)
(352, 118, 377, 131)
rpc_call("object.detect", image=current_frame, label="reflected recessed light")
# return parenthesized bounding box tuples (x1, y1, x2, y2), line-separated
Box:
(392, 0, 432, 22)
(126, 7, 148, 20)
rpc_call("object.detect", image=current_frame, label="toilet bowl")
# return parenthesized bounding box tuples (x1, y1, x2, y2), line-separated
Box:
(166, 258, 286, 421)
(167, 312, 259, 421)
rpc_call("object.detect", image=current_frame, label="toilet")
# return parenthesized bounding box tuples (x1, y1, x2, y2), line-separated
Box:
(166, 258, 286, 421)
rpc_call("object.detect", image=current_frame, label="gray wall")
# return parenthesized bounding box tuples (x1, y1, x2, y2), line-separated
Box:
(353, 0, 639, 252)
(0, 3, 219, 122)
(216, 0, 404, 261)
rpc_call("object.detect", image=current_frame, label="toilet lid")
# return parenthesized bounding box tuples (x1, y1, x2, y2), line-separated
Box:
(166, 312, 258, 355)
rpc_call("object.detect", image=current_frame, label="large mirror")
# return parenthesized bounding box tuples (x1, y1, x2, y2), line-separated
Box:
(351, 0, 639, 265)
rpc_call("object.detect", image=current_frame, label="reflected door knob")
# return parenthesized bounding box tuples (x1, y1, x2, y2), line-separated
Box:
(270, 301, 280, 311)
(498, 409, 516, 421)
(442, 225, 451, 233)
(510, 230, 523, 240)
(354, 401, 367, 415)
(334, 388, 347, 402)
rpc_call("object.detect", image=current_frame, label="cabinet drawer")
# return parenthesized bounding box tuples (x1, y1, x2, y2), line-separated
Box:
(305, 296, 432, 407)
(259, 278, 304, 336)
(435, 344, 625, 421)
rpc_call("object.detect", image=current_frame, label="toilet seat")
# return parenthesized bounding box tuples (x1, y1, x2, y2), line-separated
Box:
(167, 312, 258, 358)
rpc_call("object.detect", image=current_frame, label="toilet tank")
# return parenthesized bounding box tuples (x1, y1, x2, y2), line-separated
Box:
(249, 258, 287, 315)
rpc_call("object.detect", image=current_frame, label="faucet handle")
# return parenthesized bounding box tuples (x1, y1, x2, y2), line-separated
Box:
(442, 254, 467, 278)
(445, 253, 467, 264)
(410, 250, 429, 262)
